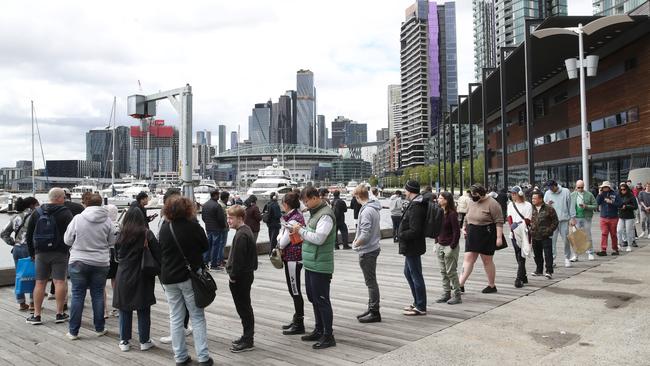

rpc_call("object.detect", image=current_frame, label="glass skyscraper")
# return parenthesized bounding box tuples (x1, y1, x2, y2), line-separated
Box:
(248, 101, 272, 145)
(387, 84, 402, 139)
(593, 0, 647, 15)
(86, 126, 130, 177)
(473, 0, 497, 81)
(296, 69, 316, 147)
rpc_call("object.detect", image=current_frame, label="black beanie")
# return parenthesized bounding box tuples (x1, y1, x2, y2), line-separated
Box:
(405, 180, 420, 194)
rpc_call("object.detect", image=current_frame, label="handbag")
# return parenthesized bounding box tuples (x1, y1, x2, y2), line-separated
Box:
(567, 226, 590, 254)
(15, 257, 35, 295)
(486, 223, 509, 251)
(269, 248, 283, 269)
(140, 231, 160, 277)
(169, 223, 217, 308)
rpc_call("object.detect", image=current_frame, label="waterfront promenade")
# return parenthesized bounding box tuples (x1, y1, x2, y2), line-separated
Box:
(0, 220, 647, 365)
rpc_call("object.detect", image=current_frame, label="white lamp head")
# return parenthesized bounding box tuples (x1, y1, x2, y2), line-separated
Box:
(565, 58, 578, 79)
(586, 55, 599, 77)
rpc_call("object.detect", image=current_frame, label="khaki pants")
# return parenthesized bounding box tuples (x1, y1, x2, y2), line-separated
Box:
(435, 244, 460, 296)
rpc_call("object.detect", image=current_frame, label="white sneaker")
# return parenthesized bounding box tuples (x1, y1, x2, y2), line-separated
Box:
(66, 332, 79, 340)
(564, 259, 572, 268)
(570, 255, 578, 262)
(640, 231, 646, 238)
(96, 329, 108, 337)
(119, 341, 130, 352)
(159, 336, 171, 344)
(626, 246, 632, 252)
(647, 233, 650, 239)
(588, 253, 595, 261)
(140, 340, 155, 351)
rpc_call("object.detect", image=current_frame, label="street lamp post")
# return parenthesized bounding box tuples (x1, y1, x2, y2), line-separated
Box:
(532, 15, 633, 191)
(458, 95, 468, 195)
(468, 83, 481, 186)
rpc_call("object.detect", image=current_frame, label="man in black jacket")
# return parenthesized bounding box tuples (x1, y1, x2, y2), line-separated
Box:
(331, 190, 351, 250)
(399, 180, 428, 316)
(263, 193, 282, 250)
(226, 205, 258, 353)
(25, 187, 73, 325)
(202, 190, 227, 270)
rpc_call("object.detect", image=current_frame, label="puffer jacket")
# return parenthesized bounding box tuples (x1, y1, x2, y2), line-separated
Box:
(530, 203, 559, 241)
(398, 195, 427, 256)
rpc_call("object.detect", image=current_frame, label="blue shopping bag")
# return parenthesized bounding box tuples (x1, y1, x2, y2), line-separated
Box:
(15, 257, 35, 295)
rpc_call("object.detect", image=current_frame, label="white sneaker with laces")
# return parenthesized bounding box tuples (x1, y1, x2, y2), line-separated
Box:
(570, 255, 578, 262)
(159, 336, 171, 344)
(588, 253, 595, 261)
(140, 340, 155, 351)
(119, 341, 130, 352)
(640, 231, 646, 238)
(564, 259, 572, 268)
(626, 246, 632, 252)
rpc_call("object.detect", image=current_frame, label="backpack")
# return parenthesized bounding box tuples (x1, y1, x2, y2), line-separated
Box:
(33, 207, 60, 252)
(424, 200, 444, 239)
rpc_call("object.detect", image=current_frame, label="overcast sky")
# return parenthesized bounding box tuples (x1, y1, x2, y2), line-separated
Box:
(0, 0, 593, 169)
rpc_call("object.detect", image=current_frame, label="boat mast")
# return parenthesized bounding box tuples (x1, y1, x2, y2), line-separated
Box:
(31, 101, 35, 195)
(237, 124, 240, 192)
(111, 97, 116, 186)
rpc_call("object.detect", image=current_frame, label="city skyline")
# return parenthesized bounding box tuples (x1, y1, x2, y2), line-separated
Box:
(0, 1, 594, 168)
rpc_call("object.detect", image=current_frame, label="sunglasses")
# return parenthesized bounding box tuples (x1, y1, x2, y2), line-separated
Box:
(576, 186, 584, 189)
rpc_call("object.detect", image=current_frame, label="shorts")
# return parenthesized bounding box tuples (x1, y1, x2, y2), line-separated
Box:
(35, 251, 70, 281)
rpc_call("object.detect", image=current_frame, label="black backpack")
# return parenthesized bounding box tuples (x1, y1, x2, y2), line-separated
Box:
(424, 200, 444, 239)
(33, 207, 60, 252)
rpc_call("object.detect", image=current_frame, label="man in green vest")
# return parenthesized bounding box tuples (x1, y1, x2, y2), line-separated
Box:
(291, 186, 337, 349)
(569, 179, 597, 261)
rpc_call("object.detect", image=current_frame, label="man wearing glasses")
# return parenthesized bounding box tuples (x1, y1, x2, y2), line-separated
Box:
(570, 180, 598, 261)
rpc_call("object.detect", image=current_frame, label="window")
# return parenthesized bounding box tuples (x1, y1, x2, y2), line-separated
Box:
(628, 107, 639, 123)
(568, 126, 581, 138)
(556, 130, 568, 140)
(617, 112, 627, 125)
(590, 119, 604, 132)
(604, 115, 617, 129)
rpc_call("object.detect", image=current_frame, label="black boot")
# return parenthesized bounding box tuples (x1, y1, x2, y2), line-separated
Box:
(283, 317, 305, 335)
(342, 244, 352, 250)
(313, 334, 336, 349)
(301, 329, 322, 342)
(358, 310, 381, 323)
(281, 321, 294, 330)
(356, 309, 371, 319)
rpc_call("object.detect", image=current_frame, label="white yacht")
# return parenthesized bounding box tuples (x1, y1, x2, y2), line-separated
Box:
(107, 180, 151, 207)
(71, 178, 100, 201)
(247, 159, 294, 205)
(194, 179, 218, 206)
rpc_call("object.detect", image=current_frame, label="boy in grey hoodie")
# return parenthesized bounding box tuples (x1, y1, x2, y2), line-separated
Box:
(351, 185, 382, 323)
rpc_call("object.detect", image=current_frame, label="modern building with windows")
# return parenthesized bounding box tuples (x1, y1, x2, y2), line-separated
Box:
(473, 0, 498, 81)
(230, 131, 238, 150)
(387, 84, 402, 139)
(218, 125, 226, 154)
(494, 0, 567, 48)
(317, 115, 327, 149)
(86, 126, 130, 178)
(46, 160, 101, 178)
(296, 69, 316, 146)
(129, 120, 179, 178)
(593, 0, 648, 15)
(248, 101, 272, 145)
(400, 0, 457, 168)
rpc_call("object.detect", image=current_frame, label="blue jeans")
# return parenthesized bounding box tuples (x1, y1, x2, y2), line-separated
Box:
(404, 255, 426, 311)
(163, 278, 210, 363)
(68, 262, 109, 336)
(12, 245, 32, 304)
(203, 230, 222, 266)
(119, 307, 151, 343)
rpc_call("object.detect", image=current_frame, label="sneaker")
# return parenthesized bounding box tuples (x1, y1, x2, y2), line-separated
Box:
(531, 272, 542, 277)
(402, 304, 415, 311)
(96, 329, 108, 336)
(232, 337, 243, 345)
(570, 256, 578, 262)
(230, 341, 255, 353)
(184, 327, 193, 336)
(647, 233, 650, 239)
(19, 303, 30, 311)
(611, 251, 620, 256)
(640, 231, 646, 238)
(26, 314, 42, 325)
(159, 336, 172, 344)
(66, 332, 79, 340)
(632, 242, 639, 247)
(626, 246, 632, 252)
(544, 272, 553, 279)
(564, 259, 572, 268)
(481, 286, 497, 294)
(198, 357, 215, 366)
(596, 251, 607, 256)
(588, 253, 595, 261)
(119, 341, 130, 352)
(55, 313, 69, 324)
(176, 356, 192, 365)
(140, 340, 155, 351)
(514, 279, 523, 288)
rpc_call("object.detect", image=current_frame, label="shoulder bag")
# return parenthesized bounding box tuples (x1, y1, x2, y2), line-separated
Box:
(140, 230, 160, 277)
(169, 223, 217, 308)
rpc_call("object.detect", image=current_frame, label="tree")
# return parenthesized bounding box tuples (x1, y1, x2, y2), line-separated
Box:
(369, 175, 378, 187)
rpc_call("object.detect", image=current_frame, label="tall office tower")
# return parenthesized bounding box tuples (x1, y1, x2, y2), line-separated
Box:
(400, 1, 457, 168)
(231, 131, 238, 150)
(317, 115, 326, 149)
(129, 120, 179, 178)
(346, 122, 368, 145)
(270, 93, 295, 145)
(593, 0, 647, 15)
(494, 0, 567, 48)
(387, 84, 402, 139)
(473, 0, 497, 81)
(196, 131, 211, 145)
(296, 69, 316, 146)
(218, 125, 226, 153)
(332, 116, 352, 148)
(86, 126, 130, 177)
(376, 128, 390, 142)
(248, 100, 272, 145)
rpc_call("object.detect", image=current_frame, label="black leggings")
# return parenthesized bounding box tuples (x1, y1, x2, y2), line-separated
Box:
(284, 261, 304, 319)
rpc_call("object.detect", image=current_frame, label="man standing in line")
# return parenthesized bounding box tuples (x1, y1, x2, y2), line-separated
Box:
(638, 182, 650, 238)
(399, 180, 428, 316)
(389, 190, 404, 242)
(292, 187, 337, 349)
(331, 191, 351, 250)
(543, 180, 574, 267)
(457, 190, 471, 225)
(569, 180, 597, 261)
(218, 191, 231, 268)
(25, 188, 73, 325)
(351, 185, 382, 323)
(202, 189, 227, 270)
(530, 191, 559, 279)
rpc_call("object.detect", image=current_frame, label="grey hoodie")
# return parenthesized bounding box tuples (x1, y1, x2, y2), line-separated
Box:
(353, 199, 382, 255)
(64, 206, 117, 267)
(389, 195, 403, 216)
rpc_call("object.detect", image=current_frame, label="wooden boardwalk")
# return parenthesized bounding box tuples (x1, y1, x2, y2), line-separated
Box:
(0, 227, 642, 365)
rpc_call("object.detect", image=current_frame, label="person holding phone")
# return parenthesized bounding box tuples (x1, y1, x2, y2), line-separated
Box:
(569, 180, 597, 261)
(596, 181, 622, 256)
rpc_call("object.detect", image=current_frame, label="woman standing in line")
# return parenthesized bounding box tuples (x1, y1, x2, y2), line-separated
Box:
(617, 183, 638, 252)
(113, 207, 160, 352)
(459, 184, 505, 294)
(276, 192, 306, 335)
(434, 192, 462, 305)
(506, 186, 533, 288)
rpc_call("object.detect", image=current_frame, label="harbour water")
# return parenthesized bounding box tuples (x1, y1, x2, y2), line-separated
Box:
(0, 197, 396, 269)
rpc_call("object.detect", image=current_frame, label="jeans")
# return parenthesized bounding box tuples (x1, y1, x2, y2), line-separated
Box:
(12, 245, 32, 304)
(219, 229, 229, 264)
(68, 262, 109, 336)
(435, 244, 460, 295)
(533, 238, 553, 274)
(511, 239, 527, 281)
(268, 225, 280, 250)
(617, 218, 636, 246)
(229, 272, 255, 342)
(119, 307, 151, 344)
(574, 218, 594, 254)
(359, 249, 381, 311)
(335, 222, 349, 247)
(284, 261, 304, 320)
(163, 278, 210, 363)
(404, 255, 426, 311)
(391, 216, 401, 241)
(641, 209, 650, 232)
(205, 231, 223, 267)
(552, 220, 572, 260)
(600, 217, 619, 252)
(305, 270, 334, 336)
